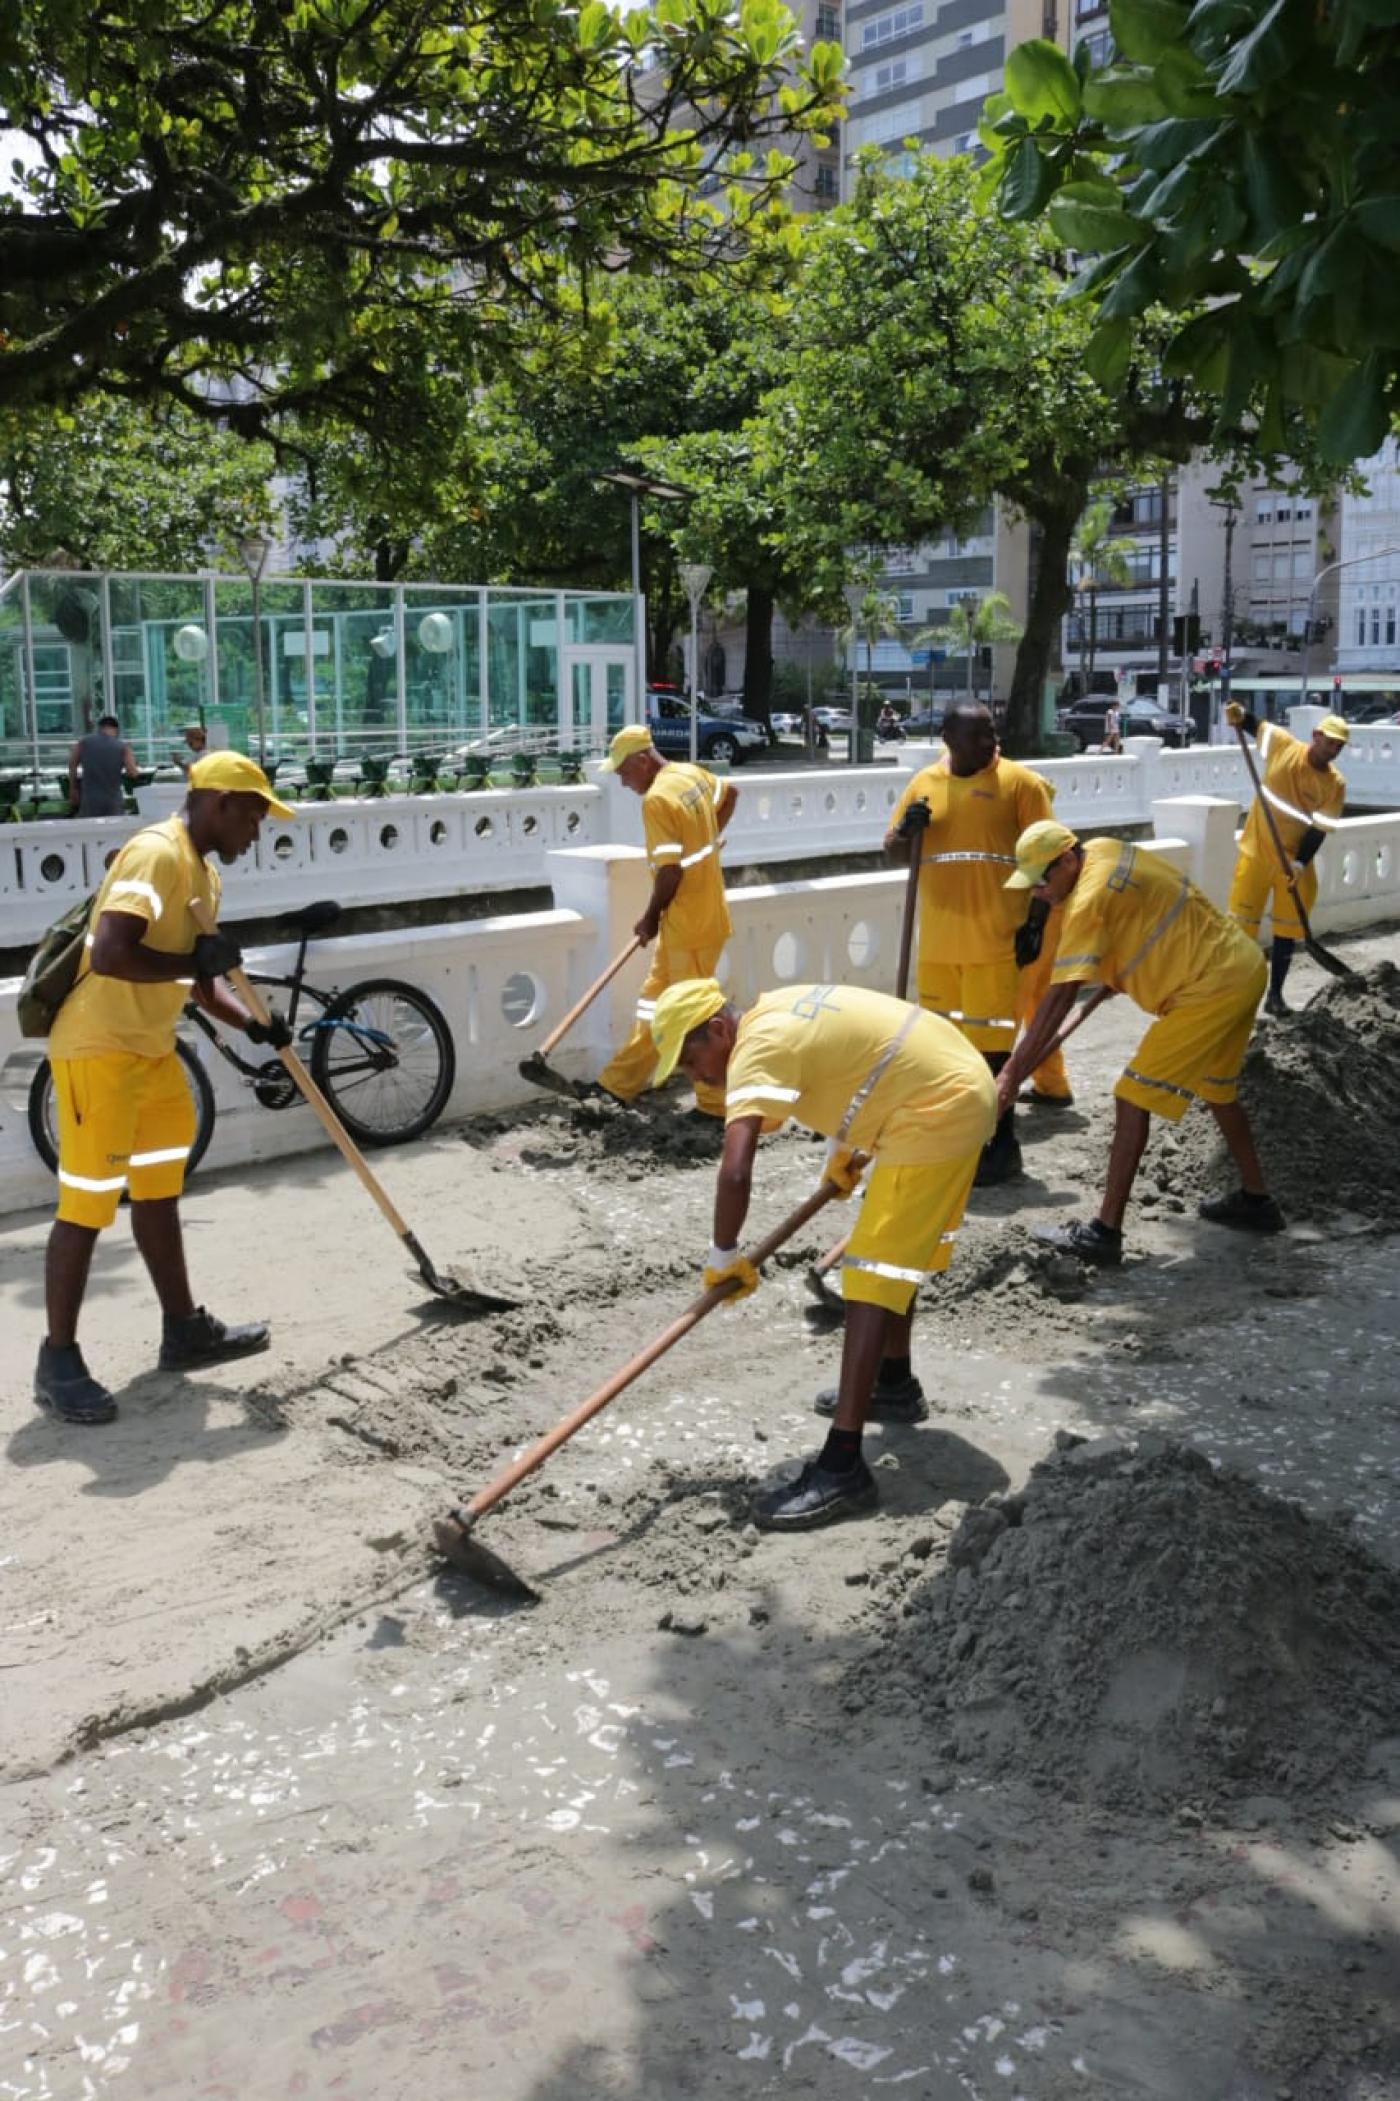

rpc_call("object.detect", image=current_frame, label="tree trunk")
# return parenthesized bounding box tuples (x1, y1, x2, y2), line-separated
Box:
(1086, 584, 1097, 692)
(743, 583, 775, 727)
(1004, 494, 1080, 755)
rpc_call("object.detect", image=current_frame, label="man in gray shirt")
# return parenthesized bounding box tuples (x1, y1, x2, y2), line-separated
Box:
(68, 715, 139, 817)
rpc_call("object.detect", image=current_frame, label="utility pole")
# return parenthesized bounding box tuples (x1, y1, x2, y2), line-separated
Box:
(1220, 504, 1236, 719)
(1156, 472, 1171, 699)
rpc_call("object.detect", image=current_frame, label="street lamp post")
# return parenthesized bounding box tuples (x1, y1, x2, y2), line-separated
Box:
(597, 467, 691, 722)
(238, 532, 272, 765)
(843, 582, 865, 768)
(678, 562, 713, 764)
(1297, 544, 1400, 710)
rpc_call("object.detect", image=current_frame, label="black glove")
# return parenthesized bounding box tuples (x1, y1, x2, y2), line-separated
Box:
(896, 799, 932, 839)
(1015, 898, 1049, 969)
(246, 1007, 293, 1050)
(193, 928, 243, 979)
(1294, 825, 1325, 869)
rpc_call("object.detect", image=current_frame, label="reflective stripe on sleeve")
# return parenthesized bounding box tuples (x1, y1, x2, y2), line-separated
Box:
(58, 1168, 128, 1193)
(1261, 783, 1337, 830)
(128, 1146, 191, 1168)
(1053, 952, 1101, 971)
(108, 879, 164, 918)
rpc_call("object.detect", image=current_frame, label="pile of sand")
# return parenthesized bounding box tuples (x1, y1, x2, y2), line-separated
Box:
(847, 1434, 1400, 1811)
(1168, 962, 1400, 1226)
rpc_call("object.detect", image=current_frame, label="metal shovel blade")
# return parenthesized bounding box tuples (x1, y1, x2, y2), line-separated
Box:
(804, 1261, 845, 1320)
(1303, 934, 1363, 985)
(403, 1231, 521, 1313)
(518, 1052, 584, 1100)
(433, 1512, 541, 1603)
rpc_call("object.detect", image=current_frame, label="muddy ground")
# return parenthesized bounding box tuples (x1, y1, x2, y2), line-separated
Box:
(3, 930, 1400, 2100)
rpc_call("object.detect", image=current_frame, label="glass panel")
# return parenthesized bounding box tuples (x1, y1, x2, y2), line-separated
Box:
(571, 661, 593, 740)
(107, 575, 214, 765)
(565, 594, 634, 646)
(400, 587, 482, 750)
(606, 660, 628, 735)
(300, 583, 397, 759)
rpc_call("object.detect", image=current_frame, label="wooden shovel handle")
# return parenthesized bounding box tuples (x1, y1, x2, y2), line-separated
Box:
(895, 840, 922, 1001)
(188, 897, 414, 1239)
(463, 1162, 866, 1524)
(1234, 723, 1313, 931)
(538, 934, 643, 1057)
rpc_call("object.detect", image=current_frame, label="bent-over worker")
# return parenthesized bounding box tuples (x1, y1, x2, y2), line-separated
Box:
(650, 977, 996, 1531)
(1225, 704, 1347, 1016)
(996, 820, 1280, 1268)
(591, 725, 738, 1115)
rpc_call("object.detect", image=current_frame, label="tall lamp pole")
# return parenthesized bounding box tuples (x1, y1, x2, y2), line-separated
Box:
(843, 583, 865, 768)
(238, 532, 272, 765)
(1297, 544, 1400, 710)
(597, 467, 691, 721)
(678, 563, 713, 764)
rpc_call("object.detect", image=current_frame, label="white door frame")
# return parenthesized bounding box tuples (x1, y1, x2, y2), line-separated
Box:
(560, 645, 636, 747)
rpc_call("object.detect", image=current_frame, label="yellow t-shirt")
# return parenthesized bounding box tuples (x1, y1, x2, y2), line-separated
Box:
(1239, 721, 1345, 864)
(724, 982, 995, 1164)
(644, 761, 732, 951)
(49, 816, 222, 1061)
(888, 755, 1054, 966)
(1051, 838, 1255, 1016)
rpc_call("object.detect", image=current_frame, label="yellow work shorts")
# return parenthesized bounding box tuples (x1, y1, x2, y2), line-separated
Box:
(1114, 951, 1267, 1124)
(1228, 849, 1316, 945)
(841, 1152, 982, 1315)
(52, 1050, 197, 1229)
(917, 958, 1019, 1054)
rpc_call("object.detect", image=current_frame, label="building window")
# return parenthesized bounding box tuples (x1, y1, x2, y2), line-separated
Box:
(1252, 552, 1271, 584)
(1373, 608, 1382, 646)
(884, 544, 920, 575)
(1076, 27, 1113, 66)
(866, 103, 919, 143)
(895, 592, 915, 623)
(815, 5, 840, 36)
(1075, 0, 1107, 19)
(1389, 607, 1397, 647)
(953, 131, 975, 152)
(1255, 503, 1273, 525)
(871, 55, 911, 91)
(1358, 609, 1367, 646)
(957, 27, 973, 42)
(813, 164, 838, 200)
(861, 1, 924, 47)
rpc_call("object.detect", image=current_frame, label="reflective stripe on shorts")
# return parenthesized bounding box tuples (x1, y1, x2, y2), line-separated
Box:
(128, 1145, 190, 1168)
(58, 1168, 128, 1193)
(929, 1006, 1016, 1030)
(921, 850, 1017, 867)
(1120, 1065, 1195, 1103)
(842, 1232, 957, 1287)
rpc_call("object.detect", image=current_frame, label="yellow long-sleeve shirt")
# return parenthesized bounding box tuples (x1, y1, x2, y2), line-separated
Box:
(643, 762, 732, 951)
(889, 755, 1054, 966)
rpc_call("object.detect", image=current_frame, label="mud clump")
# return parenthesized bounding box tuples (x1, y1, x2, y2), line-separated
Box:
(849, 1435, 1400, 1812)
(1168, 961, 1400, 1226)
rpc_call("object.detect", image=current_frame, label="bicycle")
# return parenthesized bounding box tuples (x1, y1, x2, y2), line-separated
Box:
(27, 899, 456, 1178)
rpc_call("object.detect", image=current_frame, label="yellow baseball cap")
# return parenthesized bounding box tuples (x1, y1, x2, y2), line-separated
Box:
(1005, 818, 1079, 889)
(1316, 713, 1350, 744)
(189, 751, 296, 817)
(650, 977, 728, 1086)
(600, 725, 656, 773)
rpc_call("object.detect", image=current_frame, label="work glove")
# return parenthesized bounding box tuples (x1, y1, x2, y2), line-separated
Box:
(703, 1245, 760, 1302)
(822, 1142, 865, 1199)
(246, 1007, 293, 1051)
(192, 928, 243, 979)
(1015, 898, 1049, 969)
(1225, 701, 1245, 727)
(895, 799, 932, 839)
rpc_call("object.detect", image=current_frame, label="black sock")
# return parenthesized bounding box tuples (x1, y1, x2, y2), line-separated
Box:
(1269, 938, 1295, 999)
(878, 1355, 912, 1387)
(1090, 1218, 1123, 1241)
(819, 1426, 862, 1473)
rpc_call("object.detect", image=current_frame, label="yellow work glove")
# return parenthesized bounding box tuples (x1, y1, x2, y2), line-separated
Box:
(822, 1143, 865, 1199)
(1225, 701, 1245, 727)
(703, 1246, 760, 1302)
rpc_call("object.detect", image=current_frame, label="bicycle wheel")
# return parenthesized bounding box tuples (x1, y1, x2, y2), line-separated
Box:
(309, 977, 455, 1147)
(28, 1038, 217, 1180)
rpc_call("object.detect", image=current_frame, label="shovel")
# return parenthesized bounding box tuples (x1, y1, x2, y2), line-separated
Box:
(434, 1165, 862, 1598)
(1233, 724, 1359, 983)
(802, 985, 1117, 1317)
(189, 900, 516, 1313)
(518, 935, 644, 1099)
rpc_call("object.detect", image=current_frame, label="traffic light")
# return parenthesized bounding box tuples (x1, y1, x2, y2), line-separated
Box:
(1171, 613, 1202, 656)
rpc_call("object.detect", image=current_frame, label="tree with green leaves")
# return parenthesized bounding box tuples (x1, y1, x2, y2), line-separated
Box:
(982, 8, 1400, 464)
(1068, 499, 1134, 696)
(0, 0, 842, 436)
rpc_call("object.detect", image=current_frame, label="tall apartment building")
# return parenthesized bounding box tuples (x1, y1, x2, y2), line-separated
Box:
(1335, 437, 1400, 675)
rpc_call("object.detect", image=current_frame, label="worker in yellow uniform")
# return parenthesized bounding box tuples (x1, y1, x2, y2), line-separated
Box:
(1225, 703, 1347, 1016)
(591, 725, 738, 1114)
(649, 976, 996, 1529)
(1012, 899, 1074, 1107)
(37, 753, 297, 1424)
(885, 703, 1055, 1180)
(995, 820, 1280, 1267)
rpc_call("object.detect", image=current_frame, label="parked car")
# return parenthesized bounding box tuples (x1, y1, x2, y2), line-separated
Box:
(647, 691, 766, 765)
(811, 705, 853, 733)
(1057, 698, 1193, 751)
(901, 708, 947, 740)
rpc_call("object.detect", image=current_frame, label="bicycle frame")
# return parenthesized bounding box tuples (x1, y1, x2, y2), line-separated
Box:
(182, 926, 393, 1089)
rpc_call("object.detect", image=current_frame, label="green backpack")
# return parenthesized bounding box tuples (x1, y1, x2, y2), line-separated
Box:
(17, 891, 98, 1039)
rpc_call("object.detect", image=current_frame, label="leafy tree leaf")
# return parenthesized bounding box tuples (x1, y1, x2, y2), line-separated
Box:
(1004, 39, 1082, 124)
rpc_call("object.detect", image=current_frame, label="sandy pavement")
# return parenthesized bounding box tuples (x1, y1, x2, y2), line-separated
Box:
(2, 930, 1400, 2099)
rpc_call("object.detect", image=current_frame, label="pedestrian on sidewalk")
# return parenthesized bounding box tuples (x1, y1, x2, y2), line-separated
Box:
(995, 820, 1281, 1268)
(1225, 703, 1347, 1016)
(649, 976, 995, 1531)
(36, 752, 298, 1425)
(68, 715, 140, 818)
(588, 726, 738, 1116)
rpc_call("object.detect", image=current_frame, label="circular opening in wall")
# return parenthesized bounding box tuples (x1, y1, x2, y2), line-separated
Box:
(566, 811, 581, 834)
(272, 832, 295, 859)
(772, 930, 805, 980)
(328, 827, 350, 854)
(40, 853, 66, 883)
(501, 971, 545, 1029)
(429, 819, 449, 846)
(1341, 848, 1360, 887)
(475, 816, 494, 839)
(379, 824, 399, 850)
(847, 919, 879, 968)
(522, 814, 538, 836)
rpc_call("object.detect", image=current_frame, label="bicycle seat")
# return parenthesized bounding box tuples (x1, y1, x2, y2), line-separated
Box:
(288, 899, 342, 935)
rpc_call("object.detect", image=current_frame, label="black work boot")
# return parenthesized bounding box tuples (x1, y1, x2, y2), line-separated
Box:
(814, 1370, 927, 1423)
(975, 1122, 1023, 1187)
(1199, 1188, 1285, 1234)
(34, 1342, 118, 1425)
(159, 1306, 271, 1372)
(1033, 1218, 1124, 1267)
(753, 1455, 879, 1532)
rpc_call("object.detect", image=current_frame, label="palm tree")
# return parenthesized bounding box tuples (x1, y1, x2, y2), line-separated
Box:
(840, 585, 903, 746)
(1070, 499, 1134, 697)
(914, 591, 1023, 704)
